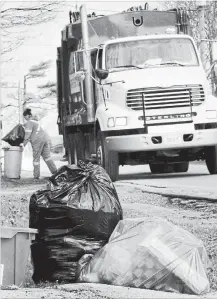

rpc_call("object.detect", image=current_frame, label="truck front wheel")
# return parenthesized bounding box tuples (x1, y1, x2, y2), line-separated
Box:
(205, 146, 217, 174)
(96, 131, 119, 181)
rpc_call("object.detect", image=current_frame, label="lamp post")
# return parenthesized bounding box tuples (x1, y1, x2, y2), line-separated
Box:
(23, 74, 31, 109)
(197, 1, 207, 68)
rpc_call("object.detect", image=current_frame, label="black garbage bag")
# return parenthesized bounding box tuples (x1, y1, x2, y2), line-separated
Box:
(31, 233, 106, 283)
(2, 124, 25, 146)
(30, 161, 123, 283)
(29, 162, 123, 240)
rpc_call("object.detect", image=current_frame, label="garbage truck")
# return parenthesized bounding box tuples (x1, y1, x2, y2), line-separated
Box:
(56, 4, 217, 181)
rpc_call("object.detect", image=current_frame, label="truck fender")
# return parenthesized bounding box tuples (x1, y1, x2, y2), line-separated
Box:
(95, 116, 105, 133)
(95, 110, 109, 132)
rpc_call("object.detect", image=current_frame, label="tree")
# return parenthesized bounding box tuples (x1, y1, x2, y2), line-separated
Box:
(164, 1, 217, 64)
(163, 1, 217, 92)
(1, 59, 53, 128)
(38, 81, 57, 98)
(1, 1, 65, 55)
(23, 60, 52, 106)
(22, 76, 57, 121)
(34, 80, 57, 119)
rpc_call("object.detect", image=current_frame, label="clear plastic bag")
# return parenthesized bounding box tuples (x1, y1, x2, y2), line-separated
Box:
(78, 218, 210, 295)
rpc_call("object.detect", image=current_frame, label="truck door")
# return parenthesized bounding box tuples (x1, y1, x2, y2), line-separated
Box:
(96, 48, 103, 105)
(74, 51, 85, 106)
(90, 48, 98, 104)
(69, 51, 78, 114)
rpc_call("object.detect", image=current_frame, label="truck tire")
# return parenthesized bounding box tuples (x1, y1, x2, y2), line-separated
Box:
(205, 146, 217, 174)
(174, 162, 189, 173)
(96, 131, 119, 181)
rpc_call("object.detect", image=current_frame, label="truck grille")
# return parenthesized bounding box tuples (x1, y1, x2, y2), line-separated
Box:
(126, 85, 205, 110)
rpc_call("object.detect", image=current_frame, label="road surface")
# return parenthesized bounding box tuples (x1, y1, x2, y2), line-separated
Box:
(118, 162, 217, 200)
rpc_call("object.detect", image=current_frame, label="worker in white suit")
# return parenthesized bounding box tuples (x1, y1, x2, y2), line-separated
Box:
(20, 108, 57, 179)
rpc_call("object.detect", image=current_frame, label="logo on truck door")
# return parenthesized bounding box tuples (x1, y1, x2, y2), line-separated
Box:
(132, 16, 143, 27)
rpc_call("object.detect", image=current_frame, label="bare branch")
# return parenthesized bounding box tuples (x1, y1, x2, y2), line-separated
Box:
(29, 60, 52, 72)
(37, 81, 56, 90)
(1, 1, 66, 55)
(27, 71, 46, 78)
(1, 104, 19, 108)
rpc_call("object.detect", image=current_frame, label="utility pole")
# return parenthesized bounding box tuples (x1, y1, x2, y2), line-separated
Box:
(23, 75, 27, 108)
(197, 1, 207, 68)
(18, 81, 23, 123)
(18, 82, 21, 123)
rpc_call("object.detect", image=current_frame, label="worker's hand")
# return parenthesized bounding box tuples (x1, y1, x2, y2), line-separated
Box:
(19, 143, 24, 149)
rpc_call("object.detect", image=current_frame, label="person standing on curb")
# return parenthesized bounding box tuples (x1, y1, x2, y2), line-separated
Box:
(20, 108, 57, 179)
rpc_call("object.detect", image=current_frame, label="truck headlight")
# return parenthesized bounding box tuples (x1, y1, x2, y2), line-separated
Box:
(115, 117, 127, 126)
(206, 110, 217, 119)
(107, 117, 127, 127)
(107, 117, 115, 127)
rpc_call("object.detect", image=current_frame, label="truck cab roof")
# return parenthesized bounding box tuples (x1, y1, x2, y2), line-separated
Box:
(62, 9, 191, 49)
(101, 34, 194, 47)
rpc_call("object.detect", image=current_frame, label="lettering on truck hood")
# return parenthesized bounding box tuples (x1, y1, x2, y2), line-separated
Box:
(106, 67, 206, 89)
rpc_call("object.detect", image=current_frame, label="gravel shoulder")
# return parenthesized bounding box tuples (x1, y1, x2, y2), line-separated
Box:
(1, 177, 217, 298)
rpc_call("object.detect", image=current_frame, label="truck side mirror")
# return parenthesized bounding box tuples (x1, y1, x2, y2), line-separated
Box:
(95, 69, 109, 80)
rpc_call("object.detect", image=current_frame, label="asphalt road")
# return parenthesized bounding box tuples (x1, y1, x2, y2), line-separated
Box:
(118, 162, 217, 199)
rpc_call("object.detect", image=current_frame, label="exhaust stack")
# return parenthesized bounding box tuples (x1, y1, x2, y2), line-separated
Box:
(80, 5, 95, 122)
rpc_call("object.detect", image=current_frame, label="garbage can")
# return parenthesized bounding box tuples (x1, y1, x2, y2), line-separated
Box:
(3, 146, 23, 179)
(1, 227, 38, 286)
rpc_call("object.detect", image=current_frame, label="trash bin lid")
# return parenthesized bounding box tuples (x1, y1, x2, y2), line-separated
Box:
(1, 227, 38, 239)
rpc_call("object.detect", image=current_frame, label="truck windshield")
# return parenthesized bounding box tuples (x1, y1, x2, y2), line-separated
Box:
(105, 38, 199, 70)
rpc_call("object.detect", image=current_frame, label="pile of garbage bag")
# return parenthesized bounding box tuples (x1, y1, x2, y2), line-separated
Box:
(29, 161, 123, 283)
(2, 124, 25, 146)
(78, 218, 210, 295)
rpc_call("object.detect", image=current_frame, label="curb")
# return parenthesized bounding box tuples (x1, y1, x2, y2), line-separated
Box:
(115, 182, 217, 203)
